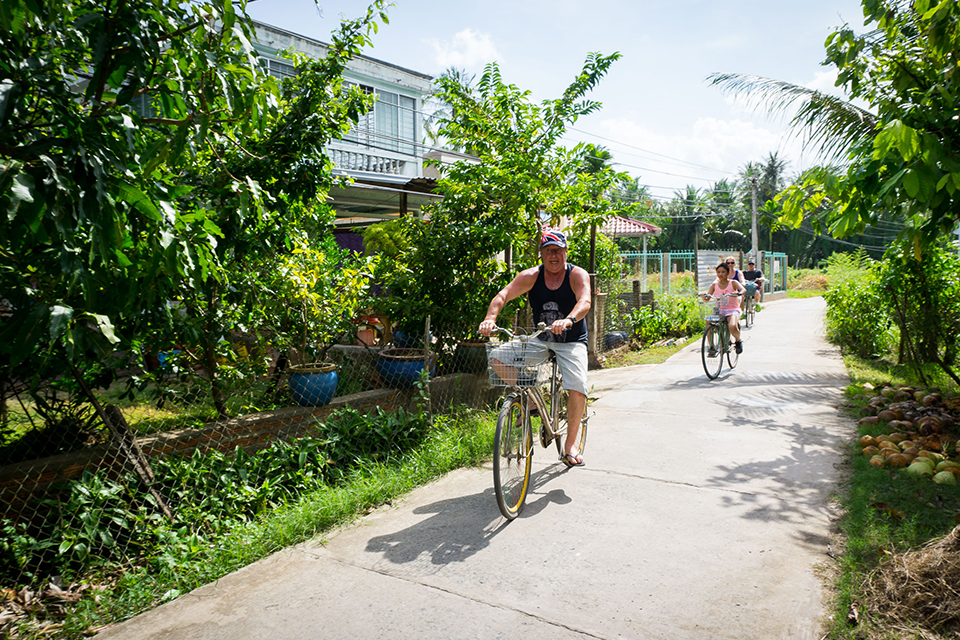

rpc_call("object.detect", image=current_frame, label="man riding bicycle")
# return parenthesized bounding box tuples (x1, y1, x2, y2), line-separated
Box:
(479, 231, 591, 468)
(742, 259, 764, 308)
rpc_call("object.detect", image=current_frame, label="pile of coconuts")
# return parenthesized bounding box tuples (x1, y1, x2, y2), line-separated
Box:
(853, 383, 960, 485)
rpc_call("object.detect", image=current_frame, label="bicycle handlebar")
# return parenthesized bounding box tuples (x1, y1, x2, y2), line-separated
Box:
(488, 322, 550, 341)
(699, 292, 742, 301)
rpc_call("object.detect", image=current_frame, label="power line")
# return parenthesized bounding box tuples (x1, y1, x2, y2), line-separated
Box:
(567, 127, 734, 175)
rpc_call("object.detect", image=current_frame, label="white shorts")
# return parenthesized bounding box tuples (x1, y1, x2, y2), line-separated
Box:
(542, 340, 589, 397)
(488, 339, 588, 396)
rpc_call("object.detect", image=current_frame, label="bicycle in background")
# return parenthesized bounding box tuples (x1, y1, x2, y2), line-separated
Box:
(742, 280, 762, 328)
(486, 324, 589, 520)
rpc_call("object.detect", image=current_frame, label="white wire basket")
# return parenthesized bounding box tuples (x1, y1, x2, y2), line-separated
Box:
(698, 299, 722, 323)
(485, 338, 551, 388)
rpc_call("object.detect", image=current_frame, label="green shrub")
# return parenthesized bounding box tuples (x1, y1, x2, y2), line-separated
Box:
(823, 249, 875, 288)
(627, 294, 702, 345)
(878, 242, 960, 367)
(823, 278, 892, 358)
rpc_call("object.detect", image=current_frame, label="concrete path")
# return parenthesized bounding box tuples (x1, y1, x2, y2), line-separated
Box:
(96, 296, 851, 640)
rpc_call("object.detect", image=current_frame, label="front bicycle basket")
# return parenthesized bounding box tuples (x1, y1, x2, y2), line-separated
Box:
(699, 300, 721, 323)
(486, 337, 551, 387)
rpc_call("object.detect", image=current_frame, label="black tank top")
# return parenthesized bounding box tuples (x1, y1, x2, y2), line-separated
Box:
(528, 264, 587, 344)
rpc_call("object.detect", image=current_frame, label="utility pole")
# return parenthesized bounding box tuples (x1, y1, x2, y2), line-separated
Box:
(750, 176, 759, 261)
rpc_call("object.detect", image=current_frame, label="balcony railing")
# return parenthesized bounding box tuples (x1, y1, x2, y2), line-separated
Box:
(331, 148, 407, 175)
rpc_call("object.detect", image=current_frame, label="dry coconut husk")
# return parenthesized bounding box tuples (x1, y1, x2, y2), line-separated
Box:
(862, 525, 960, 637)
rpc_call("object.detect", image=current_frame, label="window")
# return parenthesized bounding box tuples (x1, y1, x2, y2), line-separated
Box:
(344, 83, 416, 156)
(262, 57, 296, 80)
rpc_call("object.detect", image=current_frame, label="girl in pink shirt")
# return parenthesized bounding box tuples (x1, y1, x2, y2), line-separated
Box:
(703, 262, 746, 354)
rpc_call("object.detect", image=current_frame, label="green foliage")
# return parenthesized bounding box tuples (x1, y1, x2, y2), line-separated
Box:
(779, 0, 960, 252)
(268, 234, 379, 360)
(366, 54, 624, 343)
(0, 402, 435, 589)
(0, 392, 101, 465)
(568, 230, 621, 283)
(0, 0, 388, 422)
(626, 295, 702, 345)
(322, 406, 430, 480)
(823, 277, 892, 359)
(431, 54, 622, 269)
(822, 248, 876, 288)
(877, 242, 960, 369)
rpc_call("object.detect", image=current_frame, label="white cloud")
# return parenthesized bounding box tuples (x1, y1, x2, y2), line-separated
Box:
(426, 28, 501, 73)
(590, 116, 798, 194)
(805, 68, 843, 96)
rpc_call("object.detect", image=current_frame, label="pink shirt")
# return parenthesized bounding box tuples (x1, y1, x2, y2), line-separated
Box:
(713, 280, 740, 312)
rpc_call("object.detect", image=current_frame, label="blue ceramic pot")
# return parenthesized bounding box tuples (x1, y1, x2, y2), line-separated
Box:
(376, 348, 435, 389)
(288, 363, 338, 406)
(603, 331, 629, 349)
(393, 331, 432, 348)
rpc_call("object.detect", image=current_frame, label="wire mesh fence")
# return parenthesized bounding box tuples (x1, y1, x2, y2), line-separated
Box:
(0, 273, 704, 617)
(593, 272, 701, 361)
(0, 329, 505, 600)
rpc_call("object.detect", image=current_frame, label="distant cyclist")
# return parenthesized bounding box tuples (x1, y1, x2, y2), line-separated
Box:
(742, 259, 764, 308)
(702, 262, 745, 354)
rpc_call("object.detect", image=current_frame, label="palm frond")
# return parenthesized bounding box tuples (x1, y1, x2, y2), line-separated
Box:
(708, 73, 877, 161)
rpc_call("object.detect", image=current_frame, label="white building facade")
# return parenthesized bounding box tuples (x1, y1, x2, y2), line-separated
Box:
(252, 21, 439, 226)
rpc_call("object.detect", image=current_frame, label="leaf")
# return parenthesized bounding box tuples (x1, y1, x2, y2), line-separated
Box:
(903, 170, 920, 197)
(88, 313, 121, 345)
(7, 171, 35, 218)
(116, 182, 161, 221)
(49, 304, 73, 340)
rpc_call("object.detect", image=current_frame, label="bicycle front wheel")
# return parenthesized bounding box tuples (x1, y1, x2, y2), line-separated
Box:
(701, 324, 723, 379)
(745, 299, 755, 328)
(493, 394, 533, 520)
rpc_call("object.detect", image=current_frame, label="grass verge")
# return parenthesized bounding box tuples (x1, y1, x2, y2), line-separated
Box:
(826, 354, 960, 639)
(787, 289, 825, 299)
(54, 409, 496, 639)
(602, 339, 690, 368)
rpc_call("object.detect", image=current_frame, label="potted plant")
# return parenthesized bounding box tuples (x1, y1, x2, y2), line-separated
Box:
(375, 347, 436, 388)
(273, 237, 378, 406)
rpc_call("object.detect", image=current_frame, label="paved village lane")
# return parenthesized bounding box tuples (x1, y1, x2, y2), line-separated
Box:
(96, 296, 851, 640)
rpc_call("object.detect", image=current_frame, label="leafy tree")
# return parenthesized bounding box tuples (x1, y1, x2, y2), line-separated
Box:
(713, 0, 960, 253)
(430, 55, 621, 266)
(0, 0, 388, 416)
(366, 54, 623, 343)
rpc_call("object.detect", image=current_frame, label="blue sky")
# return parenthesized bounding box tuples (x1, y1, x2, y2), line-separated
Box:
(246, 0, 868, 200)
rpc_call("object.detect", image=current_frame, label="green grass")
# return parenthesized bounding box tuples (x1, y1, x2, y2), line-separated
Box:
(786, 289, 824, 299)
(41, 409, 496, 639)
(602, 339, 690, 368)
(826, 355, 960, 640)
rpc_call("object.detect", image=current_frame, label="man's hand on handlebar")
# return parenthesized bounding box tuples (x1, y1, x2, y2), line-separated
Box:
(550, 318, 571, 335)
(478, 319, 497, 337)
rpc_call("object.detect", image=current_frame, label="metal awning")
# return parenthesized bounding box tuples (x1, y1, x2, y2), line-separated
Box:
(329, 175, 441, 227)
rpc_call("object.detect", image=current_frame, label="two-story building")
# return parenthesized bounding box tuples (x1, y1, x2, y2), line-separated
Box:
(252, 20, 442, 243)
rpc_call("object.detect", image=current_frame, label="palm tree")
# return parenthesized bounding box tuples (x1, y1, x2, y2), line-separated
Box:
(423, 67, 476, 151)
(707, 73, 876, 162)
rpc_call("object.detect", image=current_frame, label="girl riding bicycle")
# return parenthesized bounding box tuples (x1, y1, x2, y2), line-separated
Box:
(702, 262, 746, 354)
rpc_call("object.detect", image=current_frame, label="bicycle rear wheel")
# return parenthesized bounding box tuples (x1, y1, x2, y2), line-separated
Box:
(701, 324, 723, 379)
(493, 394, 533, 520)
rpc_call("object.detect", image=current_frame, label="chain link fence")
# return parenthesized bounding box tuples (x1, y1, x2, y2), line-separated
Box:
(0, 328, 503, 605)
